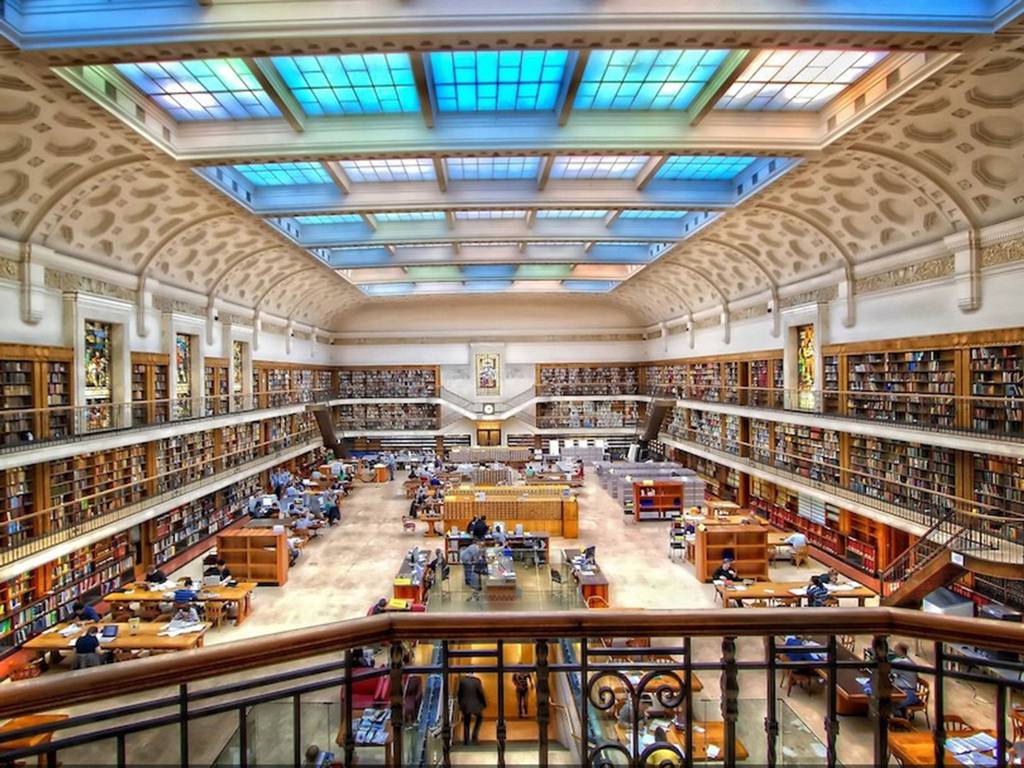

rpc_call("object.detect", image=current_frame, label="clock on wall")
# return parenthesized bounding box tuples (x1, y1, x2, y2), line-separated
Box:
(482, 403, 495, 415)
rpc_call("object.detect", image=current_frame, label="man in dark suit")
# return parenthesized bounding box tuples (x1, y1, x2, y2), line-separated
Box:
(456, 673, 486, 744)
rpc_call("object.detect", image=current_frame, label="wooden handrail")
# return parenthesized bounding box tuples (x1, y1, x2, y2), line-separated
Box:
(2, 608, 1023, 718)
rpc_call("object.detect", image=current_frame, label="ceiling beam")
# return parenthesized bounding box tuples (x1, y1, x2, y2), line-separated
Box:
(557, 50, 590, 128)
(409, 53, 435, 129)
(537, 155, 555, 191)
(604, 210, 621, 227)
(526, 209, 537, 228)
(244, 57, 306, 133)
(444, 210, 456, 230)
(433, 157, 447, 192)
(686, 50, 753, 127)
(636, 155, 669, 191)
(385, 244, 397, 257)
(322, 161, 351, 196)
(584, 241, 595, 253)
(362, 213, 378, 231)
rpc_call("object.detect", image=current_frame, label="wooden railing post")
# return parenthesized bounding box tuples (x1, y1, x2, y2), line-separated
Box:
(825, 635, 839, 768)
(869, 635, 892, 767)
(933, 641, 945, 768)
(389, 641, 404, 767)
(764, 636, 778, 768)
(496, 640, 506, 768)
(441, 641, 451, 768)
(343, 650, 355, 768)
(535, 638, 550, 768)
(721, 636, 738, 768)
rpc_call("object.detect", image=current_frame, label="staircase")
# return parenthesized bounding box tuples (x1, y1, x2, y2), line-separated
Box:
(640, 398, 674, 442)
(881, 510, 965, 607)
(307, 404, 344, 457)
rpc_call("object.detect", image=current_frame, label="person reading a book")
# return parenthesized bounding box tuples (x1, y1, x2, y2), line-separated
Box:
(73, 626, 102, 670)
(73, 601, 99, 622)
(172, 604, 200, 624)
(173, 578, 198, 604)
(711, 557, 738, 582)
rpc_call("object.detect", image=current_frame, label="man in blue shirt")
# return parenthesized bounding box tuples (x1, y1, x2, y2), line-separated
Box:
(73, 601, 99, 622)
(73, 626, 102, 669)
(173, 578, 199, 604)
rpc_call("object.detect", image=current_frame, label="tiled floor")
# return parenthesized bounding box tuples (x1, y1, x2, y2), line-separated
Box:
(45, 471, 1007, 766)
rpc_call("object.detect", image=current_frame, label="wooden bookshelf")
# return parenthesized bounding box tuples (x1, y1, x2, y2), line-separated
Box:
(265, 367, 291, 407)
(691, 411, 722, 450)
(0, 468, 33, 550)
(221, 422, 261, 469)
(633, 479, 685, 521)
(693, 525, 769, 582)
(749, 357, 783, 408)
(664, 406, 689, 442)
(751, 419, 773, 465)
(846, 348, 956, 427)
(723, 414, 741, 455)
(723, 361, 741, 404)
(848, 435, 956, 518)
(337, 403, 440, 431)
(216, 529, 289, 586)
(156, 432, 215, 493)
(131, 353, 171, 425)
(969, 344, 1022, 434)
(536, 400, 642, 429)
(773, 424, 841, 485)
(691, 362, 721, 401)
(313, 369, 334, 400)
(337, 366, 439, 398)
(149, 491, 241, 567)
(642, 363, 688, 395)
(204, 357, 229, 416)
(823, 354, 841, 414)
(537, 364, 640, 396)
(972, 454, 1024, 543)
(0, 360, 34, 445)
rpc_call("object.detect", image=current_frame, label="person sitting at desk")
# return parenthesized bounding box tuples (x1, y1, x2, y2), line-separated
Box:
(303, 745, 337, 768)
(783, 635, 818, 662)
(293, 513, 315, 536)
(172, 603, 200, 624)
(784, 531, 808, 550)
(818, 568, 840, 585)
(73, 626, 102, 670)
(369, 598, 388, 616)
(73, 601, 99, 622)
(711, 557, 738, 582)
(174, 578, 198, 604)
(649, 726, 682, 767)
(325, 496, 340, 526)
(890, 642, 921, 718)
(806, 575, 829, 607)
(470, 515, 489, 540)
(145, 567, 168, 584)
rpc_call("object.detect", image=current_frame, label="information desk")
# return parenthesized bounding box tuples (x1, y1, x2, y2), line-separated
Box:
(482, 550, 518, 602)
(394, 550, 430, 603)
(104, 581, 258, 625)
(888, 728, 999, 766)
(445, 532, 549, 565)
(613, 721, 749, 761)
(562, 548, 610, 606)
(453, 484, 571, 497)
(24, 621, 210, 658)
(715, 581, 876, 609)
(442, 495, 578, 537)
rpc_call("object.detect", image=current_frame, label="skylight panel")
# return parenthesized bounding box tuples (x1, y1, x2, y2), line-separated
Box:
(445, 157, 542, 180)
(516, 264, 573, 279)
(574, 49, 730, 111)
(535, 209, 609, 219)
(233, 162, 331, 186)
(363, 283, 415, 296)
(405, 266, 464, 279)
(464, 264, 518, 279)
(528, 240, 587, 247)
(340, 158, 436, 183)
(114, 59, 280, 121)
(429, 50, 569, 112)
(464, 281, 514, 292)
(655, 156, 756, 181)
(562, 280, 619, 292)
(374, 211, 446, 222)
(454, 210, 527, 220)
(271, 54, 418, 116)
(460, 241, 520, 247)
(619, 209, 689, 219)
(294, 214, 364, 224)
(550, 155, 650, 180)
(718, 49, 888, 111)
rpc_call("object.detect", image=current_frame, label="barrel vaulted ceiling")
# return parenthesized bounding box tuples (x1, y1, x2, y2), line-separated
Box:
(0, 1, 1023, 330)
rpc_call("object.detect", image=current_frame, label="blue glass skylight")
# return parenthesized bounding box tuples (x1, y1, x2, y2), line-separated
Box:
(115, 59, 280, 121)
(536, 209, 608, 219)
(562, 280, 619, 292)
(454, 210, 527, 220)
(463, 264, 518, 278)
(464, 280, 514, 292)
(429, 50, 569, 112)
(374, 211, 446, 222)
(445, 157, 542, 180)
(234, 162, 331, 186)
(340, 158, 436, 183)
(550, 155, 649, 180)
(574, 49, 730, 111)
(619, 209, 689, 219)
(363, 283, 415, 296)
(655, 156, 757, 181)
(271, 54, 418, 116)
(295, 214, 364, 224)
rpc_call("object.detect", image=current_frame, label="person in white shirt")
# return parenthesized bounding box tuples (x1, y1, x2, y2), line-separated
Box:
(784, 532, 808, 548)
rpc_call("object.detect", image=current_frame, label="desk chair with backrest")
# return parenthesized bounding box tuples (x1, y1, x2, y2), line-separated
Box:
(550, 569, 565, 600)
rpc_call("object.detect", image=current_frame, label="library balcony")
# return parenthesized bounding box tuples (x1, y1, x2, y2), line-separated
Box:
(0, 609, 1021, 768)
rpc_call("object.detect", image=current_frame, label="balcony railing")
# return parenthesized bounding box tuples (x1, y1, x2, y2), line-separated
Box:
(0, 388, 336, 455)
(0, 609, 1021, 768)
(650, 384, 1024, 443)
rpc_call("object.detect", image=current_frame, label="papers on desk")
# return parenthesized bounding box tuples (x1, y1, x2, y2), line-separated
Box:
(789, 587, 808, 596)
(706, 745, 721, 759)
(58, 623, 81, 638)
(160, 621, 205, 637)
(827, 583, 856, 592)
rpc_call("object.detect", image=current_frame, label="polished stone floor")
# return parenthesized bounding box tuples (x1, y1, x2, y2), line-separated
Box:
(45, 471, 1005, 766)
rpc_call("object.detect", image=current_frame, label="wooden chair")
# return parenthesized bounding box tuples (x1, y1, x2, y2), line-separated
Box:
(942, 714, 973, 733)
(1011, 707, 1024, 743)
(791, 546, 809, 567)
(204, 601, 226, 629)
(402, 518, 417, 534)
(837, 635, 855, 654)
(904, 678, 931, 728)
(888, 716, 914, 732)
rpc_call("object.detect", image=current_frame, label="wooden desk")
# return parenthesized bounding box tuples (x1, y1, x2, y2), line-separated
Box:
(604, 671, 705, 699)
(422, 512, 442, 536)
(24, 622, 210, 657)
(0, 714, 69, 768)
(614, 721, 749, 762)
(715, 581, 875, 609)
(563, 548, 610, 606)
(104, 582, 258, 625)
(394, 553, 429, 603)
(888, 728, 998, 766)
(795, 638, 905, 717)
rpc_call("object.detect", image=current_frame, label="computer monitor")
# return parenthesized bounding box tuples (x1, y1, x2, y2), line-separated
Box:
(583, 545, 596, 562)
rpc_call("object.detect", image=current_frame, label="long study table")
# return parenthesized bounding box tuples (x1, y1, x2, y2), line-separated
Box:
(715, 581, 875, 609)
(562, 548, 610, 606)
(888, 728, 1000, 766)
(24, 621, 211, 658)
(104, 581, 258, 625)
(614, 721, 749, 761)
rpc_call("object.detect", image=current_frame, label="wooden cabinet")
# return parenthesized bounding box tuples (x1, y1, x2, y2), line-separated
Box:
(216, 529, 288, 586)
(633, 480, 684, 521)
(694, 525, 769, 583)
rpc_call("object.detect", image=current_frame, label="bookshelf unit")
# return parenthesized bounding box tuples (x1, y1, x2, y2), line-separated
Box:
(773, 424, 841, 485)
(751, 420, 773, 465)
(691, 363, 721, 401)
(149, 492, 238, 567)
(723, 361, 741, 404)
(0, 360, 33, 445)
(337, 403, 440, 431)
(823, 355, 841, 414)
(221, 422, 261, 469)
(972, 454, 1024, 543)
(723, 415, 741, 455)
(970, 344, 1022, 434)
(749, 358, 783, 408)
(632, 480, 685, 521)
(848, 436, 956, 518)
(693, 525, 769, 582)
(216, 529, 289, 586)
(537, 364, 640, 396)
(643, 363, 688, 395)
(691, 411, 722, 450)
(0, 468, 33, 549)
(846, 348, 956, 428)
(204, 358, 229, 416)
(131, 353, 171, 425)
(46, 361, 71, 439)
(313, 369, 334, 400)
(337, 367, 439, 398)
(664, 407, 689, 442)
(265, 367, 291, 407)
(157, 432, 215, 493)
(536, 400, 642, 429)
